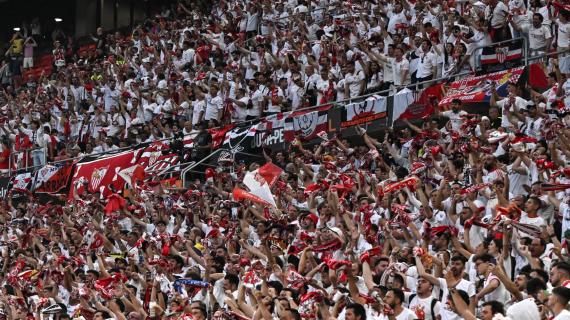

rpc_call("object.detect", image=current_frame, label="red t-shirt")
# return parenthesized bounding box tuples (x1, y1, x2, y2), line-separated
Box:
(0, 148, 11, 170)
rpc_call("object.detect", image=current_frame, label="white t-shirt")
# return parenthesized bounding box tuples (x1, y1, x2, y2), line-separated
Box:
(192, 100, 205, 125)
(103, 87, 120, 113)
(527, 24, 552, 50)
(246, 11, 259, 32)
(558, 19, 570, 48)
(232, 97, 249, 122)
(555, 309, 570, 320)
(265, 87, 284, 113)
(507, 162, 529, 197)
(437, 278, 476, 303)
(378, 307, 418, 320)
(387, 11, 409, 34)
(107, 113, 125, 137)
(562, 79, 570, 109)
(442, 110, 468, 132)
(497, 96, 529, 128)
(560, 203, 570, 240)
(409, 295, 441, 320)
(344, 71, 365, 98)
(519, 211, 546, 237)
(487, 2, 510, 28)
(391, 58, 410, 86)
(416, 51, 437, 78)
(248, 86, 267, 117)
(204, 94, 224, 121)
(483, 273, 510, 304)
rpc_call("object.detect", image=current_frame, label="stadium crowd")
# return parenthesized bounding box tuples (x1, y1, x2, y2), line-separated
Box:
(0, 0, 569, 319)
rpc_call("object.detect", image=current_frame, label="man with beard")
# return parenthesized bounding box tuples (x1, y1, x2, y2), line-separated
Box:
(407, 276, 442, 320)
(479, 155, 506, 185)
(382, 288, 417, 320)
(547, 287, 570, 320)
(440, 99, 468, 132)
(480, 301, 506, 320)
(550, 262, 570, 289)
(345, 303, 367, 320)
(430, 229, 451, 252)
(511, 13, 552, 58)
(416, 254, 475, 303)
(299, 211, 318, 233)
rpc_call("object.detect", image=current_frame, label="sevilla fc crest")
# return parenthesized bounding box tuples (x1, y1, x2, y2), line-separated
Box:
(90, 166, 109, 190)
(295, 112, 318, 138)
(495, 47, 508, 64)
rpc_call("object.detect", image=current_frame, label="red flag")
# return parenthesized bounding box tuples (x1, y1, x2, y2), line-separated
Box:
(232, 187, 273, 206)
(208, 124, 235, 149)
(69, 150, 139, 198)
(397, 84, 445, 120)
(257, 163, 283, 187)
(90, 233, 105, 250)
(118, 164, 146, 187)
(553, 1, 570, 13)
(528, 63, 549, 90)
(104, 194, 127, 214)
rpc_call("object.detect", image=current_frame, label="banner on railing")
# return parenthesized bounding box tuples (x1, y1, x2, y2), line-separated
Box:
(439, 66, 525, 106)
(70, 150, 139, 198)
(480, 39, 524, 73)
(340, 96, 387, 128)
(284, 106, 332, 142)
(439, 65, 548, 107)
(252, 114, 287, 150)
(33, 162, 73, 194)
(391, 84, 445, 125)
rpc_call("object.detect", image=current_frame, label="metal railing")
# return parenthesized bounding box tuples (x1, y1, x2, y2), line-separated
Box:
(8, 147, 46, 176)
(4, 37, 560, 179)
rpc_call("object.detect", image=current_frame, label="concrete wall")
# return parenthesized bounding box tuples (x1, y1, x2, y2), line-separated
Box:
(74, 0, 98, 37)
(75, 0, 148, 38)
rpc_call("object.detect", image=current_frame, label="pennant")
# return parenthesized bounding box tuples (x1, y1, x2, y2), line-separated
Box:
(242, 166, 281, 207)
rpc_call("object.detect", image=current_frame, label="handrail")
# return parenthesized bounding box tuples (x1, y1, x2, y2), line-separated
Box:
(181, 149, 224, 188)
(9, 147, 46, 176)
(3, 37, 540, 178)
(527, 48, 570, 63)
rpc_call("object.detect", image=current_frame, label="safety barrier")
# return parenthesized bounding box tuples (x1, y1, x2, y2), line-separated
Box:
(3, 38, 564, 179)
(8, 147, 46, 176)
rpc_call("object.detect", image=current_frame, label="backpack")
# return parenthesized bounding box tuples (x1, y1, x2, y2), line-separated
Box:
(409, 289, 443, 320)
